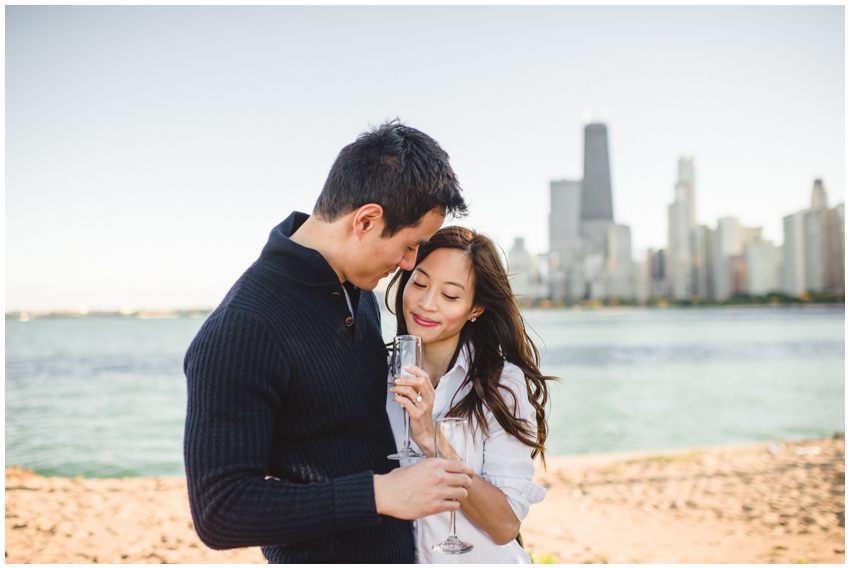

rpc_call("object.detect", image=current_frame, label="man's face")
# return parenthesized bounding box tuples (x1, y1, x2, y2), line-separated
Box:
(348, 209, 445, 290)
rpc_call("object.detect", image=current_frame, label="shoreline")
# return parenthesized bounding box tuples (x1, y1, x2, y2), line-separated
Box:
(6, 436, 843, 563)
(9, 433, 845, 480)
(543, 433, 845, 466)
(6, 301, 845, 321)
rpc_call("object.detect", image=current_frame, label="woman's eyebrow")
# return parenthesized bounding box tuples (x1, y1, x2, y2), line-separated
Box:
(416, 268, 466, 291)
(413, 267, 466, 292)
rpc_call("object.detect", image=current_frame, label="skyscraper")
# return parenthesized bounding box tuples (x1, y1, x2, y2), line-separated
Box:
(580, 122, 615, 255)
(712, 217, 761, 300)
(782, 211, 807, 296)
(606, 224, 635, 299)
(546, 121, 634, 302)
(822, 203, 844, 293)
(712, 217, 739, 300)
(549, 179, 582, 248)
(507, 237, 544, 302)
(581, 122, 614, 221)
(548, 179, 584, 301)
(643, 248, 668, 299)
(803, 208, 825, 292)
(667, 157, 697, 300)
(692, 225, 714, 299)
(782, 179, 845, 296)
(677, 158, 697, 225)
(746, 239, 782, 295)
(811, 178, 828, 210)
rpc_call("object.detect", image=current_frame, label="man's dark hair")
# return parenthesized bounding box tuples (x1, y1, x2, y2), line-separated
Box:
(314, 120, 467, 236)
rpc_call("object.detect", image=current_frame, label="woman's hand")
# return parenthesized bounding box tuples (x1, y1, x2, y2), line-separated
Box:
(390, 366, 436, 457)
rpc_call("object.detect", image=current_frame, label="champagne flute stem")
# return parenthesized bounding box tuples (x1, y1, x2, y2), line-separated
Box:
(403, 409, 411, 449)
(449, 510, 457, 538)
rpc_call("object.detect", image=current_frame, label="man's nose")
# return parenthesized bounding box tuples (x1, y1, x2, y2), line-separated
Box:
(398, 249, 417, 271)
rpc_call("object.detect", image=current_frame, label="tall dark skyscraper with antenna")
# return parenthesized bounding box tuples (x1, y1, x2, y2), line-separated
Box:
(580, 122, 615, 258)
(548, 120, 634, 302)
(581, 122, 614, 221)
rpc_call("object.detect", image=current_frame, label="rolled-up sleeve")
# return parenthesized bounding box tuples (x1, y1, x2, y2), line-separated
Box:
(479, 363, 548, 521)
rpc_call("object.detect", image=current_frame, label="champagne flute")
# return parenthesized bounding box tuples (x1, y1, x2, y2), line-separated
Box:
(431, 417, 473, 555)
(387, 335, 426, 460)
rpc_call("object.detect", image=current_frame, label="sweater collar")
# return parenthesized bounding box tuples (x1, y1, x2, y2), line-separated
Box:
(259, 211, 343, 288)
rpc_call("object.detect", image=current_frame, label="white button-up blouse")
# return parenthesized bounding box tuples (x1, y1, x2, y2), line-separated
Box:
(385, 344, 547, 564)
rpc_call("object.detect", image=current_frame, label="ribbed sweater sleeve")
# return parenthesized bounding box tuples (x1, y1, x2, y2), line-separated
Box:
(183, 309, 380, 549)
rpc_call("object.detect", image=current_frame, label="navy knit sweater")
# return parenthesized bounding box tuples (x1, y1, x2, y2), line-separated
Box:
(183, 212, 414, 563)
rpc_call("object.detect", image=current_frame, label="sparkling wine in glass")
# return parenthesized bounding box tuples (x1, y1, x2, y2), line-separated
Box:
(387, 335, 426, 460)
(431, 417, 473, 555)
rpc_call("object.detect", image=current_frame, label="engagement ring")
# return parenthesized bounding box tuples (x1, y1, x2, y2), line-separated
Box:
(415, 393, 423, 402)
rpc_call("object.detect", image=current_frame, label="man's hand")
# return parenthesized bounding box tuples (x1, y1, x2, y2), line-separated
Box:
(373, 458, 473, 520)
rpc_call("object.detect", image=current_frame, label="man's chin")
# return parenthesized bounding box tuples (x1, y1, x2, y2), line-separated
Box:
(347, 276, 379, 291)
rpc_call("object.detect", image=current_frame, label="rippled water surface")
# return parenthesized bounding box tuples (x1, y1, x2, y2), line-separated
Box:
(6, 306, 844, 476)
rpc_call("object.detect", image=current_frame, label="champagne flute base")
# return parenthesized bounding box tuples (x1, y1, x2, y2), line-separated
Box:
(388, 447, 426, 460)
(432, 536, 473, 555)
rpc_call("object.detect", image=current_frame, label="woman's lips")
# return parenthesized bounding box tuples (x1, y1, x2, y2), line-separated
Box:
(411, 313, 439, 328)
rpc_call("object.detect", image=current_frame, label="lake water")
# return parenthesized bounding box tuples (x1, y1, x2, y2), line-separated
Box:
(5, 305, 844, 477)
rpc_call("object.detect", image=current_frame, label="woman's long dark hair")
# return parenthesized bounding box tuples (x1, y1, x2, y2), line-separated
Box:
(385, 226, 556, 463)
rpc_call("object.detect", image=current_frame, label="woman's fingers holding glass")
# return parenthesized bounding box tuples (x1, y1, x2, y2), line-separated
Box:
(394, 369, 433, 398)
(392, 395, 429, 421)
(399, 365, 432, 386)
(390, 384, 430, 404)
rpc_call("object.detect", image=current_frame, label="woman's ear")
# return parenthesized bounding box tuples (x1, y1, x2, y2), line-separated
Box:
(470, 307, 485, 321)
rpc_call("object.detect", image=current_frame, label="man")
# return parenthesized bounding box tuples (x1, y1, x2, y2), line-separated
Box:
(184, 121, 473, 563)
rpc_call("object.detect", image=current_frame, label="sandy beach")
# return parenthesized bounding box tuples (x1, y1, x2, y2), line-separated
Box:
(5, 436, 843, 564)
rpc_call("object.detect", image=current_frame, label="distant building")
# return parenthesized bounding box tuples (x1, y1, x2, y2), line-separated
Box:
(635, 249, 650, 304)
(782, 179, 845, 296)
(802, 178, 845, 294)
(667, 157, 697, 300)
(545, 121, 635, 303)
(535, 253, 550, 293)
(811, 178, 828, 210)
(822, 203, 844, 293)
(507, 237, 545, 301)
(803, 208, 825, 292)
(712, 217, 739, 300)
(550, 179, 583, 249)
(606, 224, 635, 299)
(581, 123, 614, 223)
(645, 248, 668, 299)
(782, 211, 807, 296)
(729, 255, 749, 297)
(582, 251, 606, 300)
(712, 217, 761, 300)
(692, 225, 715, 299)
(580, 123, 616, 269)
(548, 179, 584, 301)
(746, 239, 782, 295)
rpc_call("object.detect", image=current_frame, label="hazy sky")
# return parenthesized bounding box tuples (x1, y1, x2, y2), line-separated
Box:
(6, 5, 844, 312)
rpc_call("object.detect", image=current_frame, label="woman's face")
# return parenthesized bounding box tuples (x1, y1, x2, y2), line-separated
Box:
(402, 247, 482, 348)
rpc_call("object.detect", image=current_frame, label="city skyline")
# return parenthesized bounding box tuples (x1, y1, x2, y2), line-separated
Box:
(6, 6, 844, 311)
(506, 155, 844, 305)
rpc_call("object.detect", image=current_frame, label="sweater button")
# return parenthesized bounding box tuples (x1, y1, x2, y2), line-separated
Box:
(344, 315, 354, 327)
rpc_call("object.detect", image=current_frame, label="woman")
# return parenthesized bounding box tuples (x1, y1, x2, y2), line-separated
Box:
(385, 226, 555, 563)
